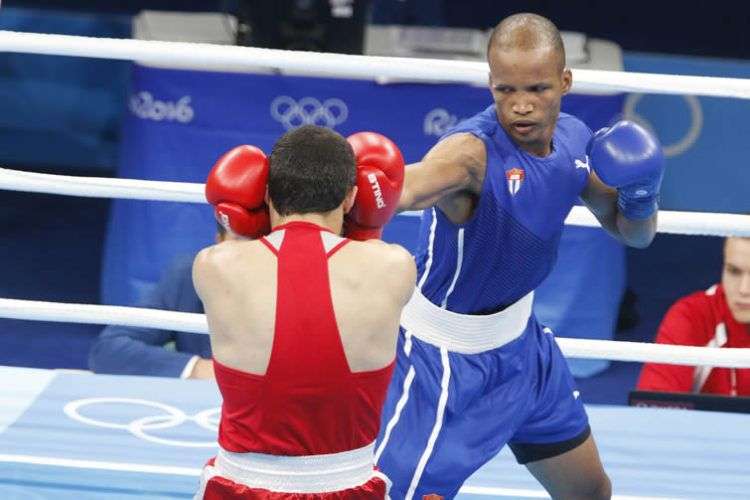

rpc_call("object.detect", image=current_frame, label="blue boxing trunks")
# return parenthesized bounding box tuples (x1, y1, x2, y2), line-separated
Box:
(375, 289, 590, 500)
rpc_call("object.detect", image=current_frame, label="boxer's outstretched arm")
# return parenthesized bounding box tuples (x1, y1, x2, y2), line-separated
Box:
(398, 133, 485, 212)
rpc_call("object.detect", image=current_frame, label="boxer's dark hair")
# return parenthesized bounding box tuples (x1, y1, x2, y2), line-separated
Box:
(269, 125, 356, 216)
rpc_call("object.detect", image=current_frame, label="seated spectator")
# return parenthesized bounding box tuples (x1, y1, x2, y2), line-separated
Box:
(638, 236, 750, 395)
(88, 225, 229, 379)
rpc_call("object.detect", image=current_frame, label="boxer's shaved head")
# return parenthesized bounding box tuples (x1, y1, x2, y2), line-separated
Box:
(487, 13, 566, 71)
(269, 125, 356, 216)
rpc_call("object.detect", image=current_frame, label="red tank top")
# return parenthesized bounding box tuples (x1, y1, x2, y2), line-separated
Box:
(213, 221, 395, 456)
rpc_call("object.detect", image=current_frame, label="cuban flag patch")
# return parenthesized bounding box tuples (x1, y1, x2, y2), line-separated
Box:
(506, 167, 525, 195)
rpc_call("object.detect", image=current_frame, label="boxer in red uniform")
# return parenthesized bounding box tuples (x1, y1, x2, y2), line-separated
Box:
(193, 125, 414, 499)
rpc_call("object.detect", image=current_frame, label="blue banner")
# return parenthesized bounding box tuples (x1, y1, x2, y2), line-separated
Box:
(624, 53, 750, 213)
(0, 8, 131, 171)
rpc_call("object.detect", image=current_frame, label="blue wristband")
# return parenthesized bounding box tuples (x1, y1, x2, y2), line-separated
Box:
(617, 189, 658, 220)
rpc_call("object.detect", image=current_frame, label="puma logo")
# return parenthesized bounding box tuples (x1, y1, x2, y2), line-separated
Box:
(574, 155, 591, 173)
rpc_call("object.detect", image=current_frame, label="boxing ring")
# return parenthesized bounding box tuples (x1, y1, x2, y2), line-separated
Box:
(1, 30, 750, 499)
(1, 365, 748, 499)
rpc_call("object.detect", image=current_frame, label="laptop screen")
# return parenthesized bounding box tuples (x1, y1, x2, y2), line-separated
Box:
(629, 390, 750, 414)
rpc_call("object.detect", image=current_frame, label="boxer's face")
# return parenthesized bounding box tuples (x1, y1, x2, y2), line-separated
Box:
(488, 46, 571, 157)
(723, 237, 750, 323)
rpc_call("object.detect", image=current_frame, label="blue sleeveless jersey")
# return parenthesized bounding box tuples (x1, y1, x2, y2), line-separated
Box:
(415, 105, 592, 314)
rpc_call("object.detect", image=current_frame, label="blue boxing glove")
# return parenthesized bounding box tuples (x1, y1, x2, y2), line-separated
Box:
(587, 121, 665, 220)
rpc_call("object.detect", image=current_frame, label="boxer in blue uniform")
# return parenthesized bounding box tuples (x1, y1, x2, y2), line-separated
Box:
(375, 13, 664, 500)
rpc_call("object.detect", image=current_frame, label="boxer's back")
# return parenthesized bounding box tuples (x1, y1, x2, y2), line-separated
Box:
(195, 221, 414, 456)
(195, 222, 414, 375)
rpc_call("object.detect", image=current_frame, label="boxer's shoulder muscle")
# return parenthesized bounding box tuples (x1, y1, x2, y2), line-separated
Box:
(427, 132, 487, 187)
(193, 240, 270, 293)
(335, 240, 415, 303)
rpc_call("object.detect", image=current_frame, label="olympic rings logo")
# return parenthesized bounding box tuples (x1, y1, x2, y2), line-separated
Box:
(270, 96, 348, 130)
(63, 398, 219, 448)
(623, 93, 703, 158)
(423, 108, 466, 137)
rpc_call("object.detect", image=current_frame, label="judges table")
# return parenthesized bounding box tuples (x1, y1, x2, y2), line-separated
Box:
(1, 366, 748, 499)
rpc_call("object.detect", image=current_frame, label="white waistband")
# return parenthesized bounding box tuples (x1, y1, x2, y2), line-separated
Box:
(213, 442, 377, 493)
(400, 289, 533, 354)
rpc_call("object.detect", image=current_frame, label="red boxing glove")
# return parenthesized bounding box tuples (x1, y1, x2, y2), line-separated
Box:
(344, 132, 405, 240)
(205, 145, 271, 238)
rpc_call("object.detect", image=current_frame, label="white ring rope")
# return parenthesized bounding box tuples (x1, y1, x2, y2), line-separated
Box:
(1, 167, 747, 236)
(0, 167, 204, 203)
(2, 297, 749, 368)
(2, 30, 750, 98)
(562, 208, 750, 237)
(0, 298, 207, 334)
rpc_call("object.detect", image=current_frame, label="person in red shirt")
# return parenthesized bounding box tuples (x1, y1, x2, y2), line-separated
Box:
(192, 125, 415, 499)
(638, 236, 750, 396)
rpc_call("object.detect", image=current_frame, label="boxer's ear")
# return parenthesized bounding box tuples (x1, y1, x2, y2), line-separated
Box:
(343, 186, 358, 214)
